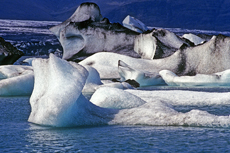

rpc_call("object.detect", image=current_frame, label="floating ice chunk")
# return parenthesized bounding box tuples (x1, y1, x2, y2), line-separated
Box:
(122, 15, 149, 33)
(118, 60, 165, 87)
(182, 33, 205, 45)
(159, 69, 230, 86)
(28, 54, 230, 128)
(90, 87, 146, 109)
(0, 65, 34, 96)
(28, 54, 117, 127)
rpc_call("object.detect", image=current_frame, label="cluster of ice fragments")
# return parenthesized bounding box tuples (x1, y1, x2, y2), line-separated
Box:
(2, 2, 230, 127)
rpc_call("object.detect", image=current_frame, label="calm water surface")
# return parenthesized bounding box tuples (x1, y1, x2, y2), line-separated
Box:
(1, 96, 230, 152)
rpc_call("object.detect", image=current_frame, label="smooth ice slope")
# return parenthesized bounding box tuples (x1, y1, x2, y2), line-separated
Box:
(160, 69, 230, 86)
(0, 65, 34, 96)
(90, 87, 146, 109)
(122, 15, 149, 33)
(28, 54, 230, 128)
(79, 52, 178, 79)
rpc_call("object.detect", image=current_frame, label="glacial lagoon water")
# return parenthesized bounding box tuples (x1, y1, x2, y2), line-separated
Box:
(1, 95, 230, 152)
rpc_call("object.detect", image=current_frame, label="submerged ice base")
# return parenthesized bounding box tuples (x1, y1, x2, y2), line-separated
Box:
(28, 54, 230, 128)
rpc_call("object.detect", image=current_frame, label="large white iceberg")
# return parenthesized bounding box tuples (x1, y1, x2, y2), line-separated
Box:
(159, 69, 230, 86)
(28, 54, 230, 128)
(0, 65, 34, 96)
(28, 54, 117, 127)
(122, 15, 149, 33)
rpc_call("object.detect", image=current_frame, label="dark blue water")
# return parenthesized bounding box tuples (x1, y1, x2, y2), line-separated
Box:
(1, 97, 230, 152)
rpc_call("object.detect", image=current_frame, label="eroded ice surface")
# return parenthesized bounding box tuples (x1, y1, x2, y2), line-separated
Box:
(126, 89, 230, 106)
(28, 54, 230, 128)
(159, 69, 230, 87)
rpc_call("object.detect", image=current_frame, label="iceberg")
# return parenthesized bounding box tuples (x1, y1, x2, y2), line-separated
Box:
(159, 69, 230, 86)
(28, 54, 117, 127)
(122, 15, 149, 33)
(50, 3, 139, 62)
(81, 35, 230, 79)
(49, 2, 103, 40)
(28, 54, 230, 128)
(57, 20, 138, 61)
(0, 65, 34, 96)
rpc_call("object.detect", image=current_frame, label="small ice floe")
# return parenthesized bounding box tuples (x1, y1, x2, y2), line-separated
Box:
(122, 15, 149, 33)
(0, 65, 34, 96)
(159, 69, 230, 86)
